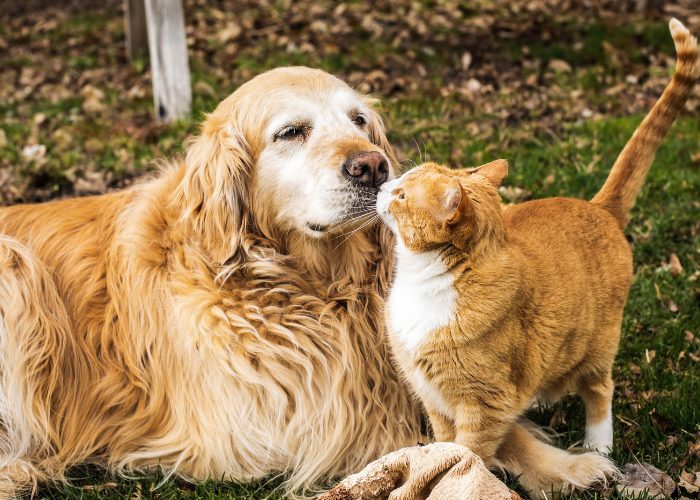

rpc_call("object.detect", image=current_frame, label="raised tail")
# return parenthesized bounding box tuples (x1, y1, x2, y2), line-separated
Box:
(591, 19, 699, 227)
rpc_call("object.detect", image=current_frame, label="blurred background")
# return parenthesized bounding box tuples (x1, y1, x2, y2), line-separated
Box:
(1, 1, 698, 497)
(1, 0, 698, 202)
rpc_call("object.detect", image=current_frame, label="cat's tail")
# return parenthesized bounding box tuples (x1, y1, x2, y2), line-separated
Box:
(497, 421, 617, 498)
(591, 18, 699, 227)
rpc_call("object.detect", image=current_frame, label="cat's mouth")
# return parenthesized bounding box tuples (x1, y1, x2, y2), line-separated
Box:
(376, 189, 397, 231)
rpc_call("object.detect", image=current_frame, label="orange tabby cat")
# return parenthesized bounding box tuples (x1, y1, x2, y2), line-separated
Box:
(377, 19, 698, 496)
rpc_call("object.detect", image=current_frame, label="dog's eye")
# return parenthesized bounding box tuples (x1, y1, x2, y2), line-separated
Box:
(352, 114, 367, 127)
(275, 125, 308, 141)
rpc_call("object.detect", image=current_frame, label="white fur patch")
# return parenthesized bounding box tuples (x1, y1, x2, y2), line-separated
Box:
(256, 87, 378, 237)
(387, 243, 456, 353)
(584, 408, 613, 453)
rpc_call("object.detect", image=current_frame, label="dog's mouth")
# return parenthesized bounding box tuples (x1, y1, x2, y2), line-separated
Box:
(303, 184, 383, 238)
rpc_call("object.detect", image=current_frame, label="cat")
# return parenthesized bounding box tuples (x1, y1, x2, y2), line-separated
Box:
(377, 19, 699, 497)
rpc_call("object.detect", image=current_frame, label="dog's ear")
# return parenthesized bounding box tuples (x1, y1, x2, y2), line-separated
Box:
(364, 97, 399, 173)
(179, 112, 251, 267)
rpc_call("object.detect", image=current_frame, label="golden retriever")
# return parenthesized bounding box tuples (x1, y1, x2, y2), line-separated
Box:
(0, 67, 423, 496)
(0, 66, 599, 497)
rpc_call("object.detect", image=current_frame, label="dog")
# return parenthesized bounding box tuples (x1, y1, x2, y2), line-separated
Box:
(0, 66, 602, 497)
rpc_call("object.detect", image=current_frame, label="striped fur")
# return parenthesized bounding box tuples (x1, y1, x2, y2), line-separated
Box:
(592, 19, 700, 226)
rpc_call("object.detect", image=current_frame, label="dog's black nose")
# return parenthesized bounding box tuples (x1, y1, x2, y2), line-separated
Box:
(343, 152, 389, 189)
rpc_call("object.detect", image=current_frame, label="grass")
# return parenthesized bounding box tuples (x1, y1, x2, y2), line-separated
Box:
(2, 2, 698, 498)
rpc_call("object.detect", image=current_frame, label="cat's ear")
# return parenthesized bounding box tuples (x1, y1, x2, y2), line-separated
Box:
(443, 180, 464, 225)
(470, 159, 508, 188)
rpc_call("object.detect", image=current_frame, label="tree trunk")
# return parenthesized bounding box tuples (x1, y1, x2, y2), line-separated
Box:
(124, 0, 148, 61)
(144, 0, 191, 122)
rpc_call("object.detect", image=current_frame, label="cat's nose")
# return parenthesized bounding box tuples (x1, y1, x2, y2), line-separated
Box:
(343, 152, 389, 189)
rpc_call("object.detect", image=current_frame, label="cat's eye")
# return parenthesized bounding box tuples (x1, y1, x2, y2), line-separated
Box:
(398, 192, 406, 200)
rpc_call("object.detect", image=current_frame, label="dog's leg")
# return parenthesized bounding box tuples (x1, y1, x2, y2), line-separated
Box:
(0, 236, 73, 495)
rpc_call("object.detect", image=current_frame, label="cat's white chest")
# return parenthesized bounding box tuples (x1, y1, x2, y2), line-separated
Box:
(387, 247, 456, 354)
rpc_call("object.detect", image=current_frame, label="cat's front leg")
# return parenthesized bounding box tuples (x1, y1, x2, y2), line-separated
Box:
(426, 408, 455, 442)
(453, 403, 514, 465)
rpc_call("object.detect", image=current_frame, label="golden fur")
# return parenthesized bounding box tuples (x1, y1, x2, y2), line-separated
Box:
(0, 67, 424, 497)
(378, 19, 699, 497)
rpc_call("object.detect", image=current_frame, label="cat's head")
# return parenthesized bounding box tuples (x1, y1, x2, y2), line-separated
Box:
(376, 160, 508, 252)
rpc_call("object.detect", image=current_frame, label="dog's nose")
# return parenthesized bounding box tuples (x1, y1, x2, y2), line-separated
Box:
(343, 152, 389, 189)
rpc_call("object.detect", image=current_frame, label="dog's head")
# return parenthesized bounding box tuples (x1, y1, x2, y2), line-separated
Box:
(181, 67, 396, 263)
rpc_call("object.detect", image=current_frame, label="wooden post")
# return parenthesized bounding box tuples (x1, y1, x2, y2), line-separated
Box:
(144, 0, 191, 122)
(124, 0, 148, 61)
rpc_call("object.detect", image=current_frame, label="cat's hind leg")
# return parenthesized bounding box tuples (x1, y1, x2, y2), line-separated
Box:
(578, 372, 614, 453)
(497, 421, 616, 498)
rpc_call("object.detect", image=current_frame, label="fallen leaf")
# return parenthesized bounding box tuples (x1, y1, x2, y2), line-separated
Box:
(629, 362, 641, 375)
(678, 470, 700, 495)
(465, 78, 481, 93)
(217, 21, 242, 43)
(80, 85, 105, 115)
(74, 170, 109, 195)
(21, 144, 46, 162)
(648, 408, 671, 432)
(668, 254, 683, 276)
(691, 440, 700, 454)
(616, 462, 675, 498)
(194, 80, 215, 96)
(645, 349, 656, 364)
(461, 51, 472, 71)
(499, 186, 531, 204)
(548, 59, 572, 73)
(82, 482, 118, 492)
(668, 300, 679, 313)
(548, 406, 567, 429)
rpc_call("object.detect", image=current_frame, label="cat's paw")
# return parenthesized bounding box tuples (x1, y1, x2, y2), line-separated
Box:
(518, 449, 617, 499)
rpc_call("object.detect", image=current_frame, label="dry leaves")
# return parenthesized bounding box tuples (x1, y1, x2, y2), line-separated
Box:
(669, 254, 684, 276)
(678, 470, 700, 495)
(616, 462, 676, 498)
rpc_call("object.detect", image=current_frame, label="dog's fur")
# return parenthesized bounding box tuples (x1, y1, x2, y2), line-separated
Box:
(0, 67, 426, 496)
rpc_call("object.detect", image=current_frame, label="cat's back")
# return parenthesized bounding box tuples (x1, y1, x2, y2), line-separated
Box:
(503, 196, 632, 287)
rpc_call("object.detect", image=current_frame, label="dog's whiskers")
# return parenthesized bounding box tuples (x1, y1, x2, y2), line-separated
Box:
(330, 211, 376, 232)
(332, 214, 379, 250)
